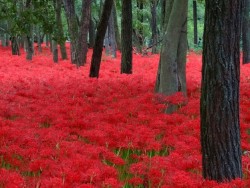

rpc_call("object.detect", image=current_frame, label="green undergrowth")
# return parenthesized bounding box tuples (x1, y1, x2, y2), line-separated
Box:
(103, 146, 172, 188)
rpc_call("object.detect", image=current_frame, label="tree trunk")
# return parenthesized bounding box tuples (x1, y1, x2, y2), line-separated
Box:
(113, 1, 121, 51)
(108, 5, 116, 58)
(11, 36, 20, 55)
(104, 29, 110, 55)
(193, 0, 198, 45)
(243, 0, 250, 64)
(137, 1, 144, 53)
(52, 40, 58, 63)
(79, 0, 91, 66)
(1, 35, 7, 47)
(177, 14, 188, 96)
(36, 26, 42, 53)
(1, 21, 9, 47)
(201, 0, 243, 182)
(155, 0, 187, 114)
(46, 34, 49, 47)
(161, 0, 166, 31)
(121, 0, 132, 74)
(2, 21, 9, 47)
(49, 35, 53, 52)
(26, 35, 34, 60)
(63, 0, 80, 65)
(25, 0, 33, 61)
(89, 0, 114, 78)
(55, 0, 67, 60)
(89, 12, 95, 48)
(151, 0, 158, 54)
(63, 0, 91, 66)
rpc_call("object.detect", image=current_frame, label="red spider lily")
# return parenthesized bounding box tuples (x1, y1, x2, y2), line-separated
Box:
(0, 46, 250, 187)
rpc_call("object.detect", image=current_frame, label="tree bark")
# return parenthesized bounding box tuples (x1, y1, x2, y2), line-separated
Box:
(89, 11, 95, 48)
(45, 34, 49, 47)
(52, 40, 58, 63)
(108, 5, 116, 58)
(63, 0, 79, 64)
(79, 0, 91, 66)
(201, 0, 243, 182)
(36, 26, 42, 53)
(63, 0, 91, 66)
(11, 36, 20, 55)
(161, 0, 166, 31)
(193, 0, 198, 45)
(243, 0, 250, 64)
(25, 0, 34, 61)
(163, 0, 174, 30)
(137, 0, 144, 53)
(151, 0, 158, 54)
(121, 0, 132, 74)
(89, 0, 114, 78)
(113, 1, 121, 51)
(155, 0, 187, 95)
(55, 0, 67, 60)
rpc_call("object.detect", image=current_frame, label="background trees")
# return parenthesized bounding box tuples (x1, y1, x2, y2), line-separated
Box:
(0, 0, 205, 62)
(89, 0, 113, 78)
(63, 0, 91, 66)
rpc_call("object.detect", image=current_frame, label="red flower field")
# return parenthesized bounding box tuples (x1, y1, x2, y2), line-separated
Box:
(1, 46, 250, 187)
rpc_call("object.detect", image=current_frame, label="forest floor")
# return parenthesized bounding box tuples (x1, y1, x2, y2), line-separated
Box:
(0, 45, 250, 187)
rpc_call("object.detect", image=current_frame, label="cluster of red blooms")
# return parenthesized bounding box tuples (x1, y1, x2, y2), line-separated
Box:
(0, 46, 250, 187)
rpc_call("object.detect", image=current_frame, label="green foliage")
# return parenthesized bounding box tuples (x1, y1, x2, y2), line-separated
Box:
(104, 146, 171, 187)
(0, 0, 56, 37)
(132, 0, 158, 47)
(0, 0, 206, 52)
(187, 0, 205, 50)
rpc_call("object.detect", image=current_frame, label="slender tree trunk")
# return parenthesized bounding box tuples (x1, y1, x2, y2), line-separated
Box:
(52, 40, 58, 63)
(99, 0, 103, 19)
(11, 36, 20, 55)
(49, 35, 53, 52)
(161, 0, 166, 31)
(201, 0, 243, 182)
(89, 0, 114, 78)
(19, 36, 24, 49)
(63, 0, 79, 65)
(108, 5, 116, 58)
(2, 22, 9, 47)
(106, 4, 116, 58)
(121, 0, 132, 74)
(243, 0, 250, 64)
(89, 11, 95, 48)
(79, 0, 91, 66)
(55, 0, 67, 60)
(26, 35, 33, 60)
(25, 0, 34, 60)
(113, 1, 121, 51)
(177, 16, 188, 96)
(63, 0, 91, 66)
(193, 0, 198, 45)
(104, 29, 110, 55)
(1, 35, 7, 47)
(137, 1, 143, 53)
(151, 0, 158, 54)
(132, 29, 141, 54)
(46, 34, 49, 47)
(37, 26, 42, 53)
